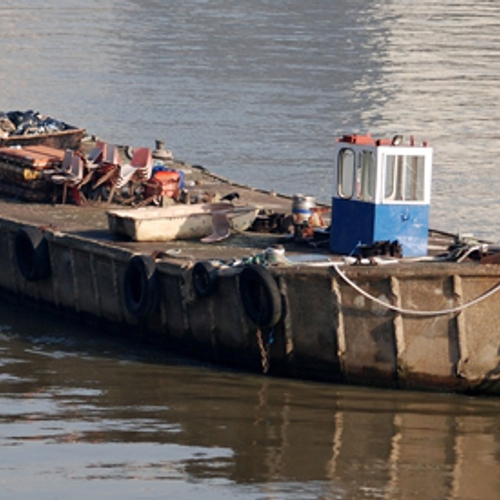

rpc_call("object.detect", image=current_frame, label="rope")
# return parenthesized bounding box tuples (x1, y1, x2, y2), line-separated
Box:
(332, 262, 500, 317)
(256, 327, 270, 374)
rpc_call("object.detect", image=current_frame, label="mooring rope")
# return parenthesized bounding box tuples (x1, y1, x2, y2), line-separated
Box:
(332, 262, 500, 317)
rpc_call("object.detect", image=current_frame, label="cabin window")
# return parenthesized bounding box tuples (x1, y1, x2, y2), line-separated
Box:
(337, 148, 355, 198)
(384, 154, 426, 202)
(356, 150, 375, 201)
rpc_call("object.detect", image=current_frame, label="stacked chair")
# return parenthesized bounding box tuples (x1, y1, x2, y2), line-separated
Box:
(49, 142, 158, 206)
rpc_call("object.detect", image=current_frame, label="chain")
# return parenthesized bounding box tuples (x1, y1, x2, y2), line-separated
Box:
(256, 327, 270, 374)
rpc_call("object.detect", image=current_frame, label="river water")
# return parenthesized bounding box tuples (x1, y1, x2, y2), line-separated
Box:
(2, 1, 500, 499)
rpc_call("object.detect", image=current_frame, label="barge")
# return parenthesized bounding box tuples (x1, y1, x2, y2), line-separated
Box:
(1, 127, 500, 396)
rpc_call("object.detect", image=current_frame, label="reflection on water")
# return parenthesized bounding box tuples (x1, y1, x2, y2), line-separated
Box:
(2, 303, 500, 499)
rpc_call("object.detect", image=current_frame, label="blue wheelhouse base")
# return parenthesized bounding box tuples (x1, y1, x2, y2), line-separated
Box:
(330, 198, 429, 257)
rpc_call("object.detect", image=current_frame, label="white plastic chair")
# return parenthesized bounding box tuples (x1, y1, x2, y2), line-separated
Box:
(51, 151, 84, 204)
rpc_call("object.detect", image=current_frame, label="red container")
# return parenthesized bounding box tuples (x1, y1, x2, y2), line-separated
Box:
(147, 170, 181, 199)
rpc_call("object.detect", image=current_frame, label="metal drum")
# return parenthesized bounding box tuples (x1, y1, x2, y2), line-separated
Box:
(292, 194, 316, 224)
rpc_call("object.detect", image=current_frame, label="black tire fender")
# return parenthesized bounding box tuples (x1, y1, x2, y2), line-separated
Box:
(123, 255, 159, 317)
(192, 261, 219, 298)
(14, 226, 51, 281)
(239, 264, 282, 328)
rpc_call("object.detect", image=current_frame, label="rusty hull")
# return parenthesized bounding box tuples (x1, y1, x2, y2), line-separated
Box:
(1, 220, 500, 395)
(0, 170, 500, 395)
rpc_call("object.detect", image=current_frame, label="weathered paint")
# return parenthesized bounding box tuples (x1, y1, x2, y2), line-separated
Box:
(2, 216, 500, 395)
(331, 198, 429, 256)
(327, 264, 500, 393)
(279, 270, 341, 380)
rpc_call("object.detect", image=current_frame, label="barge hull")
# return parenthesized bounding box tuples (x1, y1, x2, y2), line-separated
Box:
(2, 211, 500, 395)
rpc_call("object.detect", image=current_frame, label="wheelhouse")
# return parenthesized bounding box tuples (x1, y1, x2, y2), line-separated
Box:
(330, 133, 433, 257)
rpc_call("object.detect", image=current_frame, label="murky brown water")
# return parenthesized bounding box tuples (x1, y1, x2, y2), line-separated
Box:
(2, 300, 500, 499)
(2, 0, 500, 498)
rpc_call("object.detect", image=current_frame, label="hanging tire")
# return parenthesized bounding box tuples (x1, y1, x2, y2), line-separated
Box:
(239, 264, 282, 328)
(123, 255, 159, 317)
(14, 227, 51, 282)
(192, 261, 219, 298)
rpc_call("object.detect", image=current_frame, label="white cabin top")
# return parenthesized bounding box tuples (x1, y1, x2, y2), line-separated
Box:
(332, 133, 433, 205)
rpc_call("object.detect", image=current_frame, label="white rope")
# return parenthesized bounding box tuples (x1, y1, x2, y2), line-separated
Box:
(332, 262, 500, 317)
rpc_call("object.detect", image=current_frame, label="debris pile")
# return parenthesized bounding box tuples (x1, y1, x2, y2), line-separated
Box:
(0, 110, 71, 139)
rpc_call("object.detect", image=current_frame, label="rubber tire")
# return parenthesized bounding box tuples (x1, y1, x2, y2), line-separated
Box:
(14, 227, 51, 282)
(239, 264, 282, 328)
(192, 261, 219, 298)
(123, 255, 159, 317)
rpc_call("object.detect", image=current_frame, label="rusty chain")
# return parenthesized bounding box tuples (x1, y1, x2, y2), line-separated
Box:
(256, 327, 270, 374)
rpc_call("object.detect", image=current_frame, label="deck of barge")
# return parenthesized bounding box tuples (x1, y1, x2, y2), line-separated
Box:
(0, 157, 333, 263)
(0, 153, 455, 264)
(0, 134, 461, 265)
